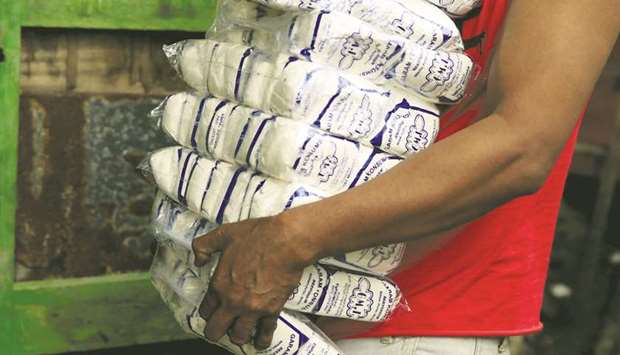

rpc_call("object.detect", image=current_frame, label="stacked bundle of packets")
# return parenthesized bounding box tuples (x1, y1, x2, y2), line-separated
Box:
(140, 0, 480, 353)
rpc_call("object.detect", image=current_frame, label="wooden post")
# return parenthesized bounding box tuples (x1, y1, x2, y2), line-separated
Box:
(0, 1, 219, 353)
(0, 0, 22, 353)
(574, 99, 620, 354)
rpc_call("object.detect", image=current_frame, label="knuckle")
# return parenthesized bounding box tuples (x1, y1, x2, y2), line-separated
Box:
(247, 299, 264, 313)
(213, 227, 229, 241)
(210, 228, 223, 241)
(191, 234, 204, 246)
(227, 293, 245, 309)
(192, 236, 209, 251)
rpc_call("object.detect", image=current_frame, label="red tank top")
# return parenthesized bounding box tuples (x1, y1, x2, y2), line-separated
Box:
(360, 0, 582, 337)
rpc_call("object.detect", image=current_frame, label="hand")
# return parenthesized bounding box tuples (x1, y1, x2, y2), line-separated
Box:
(192, 215, 312, 349)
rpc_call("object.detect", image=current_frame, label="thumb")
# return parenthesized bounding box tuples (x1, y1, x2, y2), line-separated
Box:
(192, 227, 228, 267)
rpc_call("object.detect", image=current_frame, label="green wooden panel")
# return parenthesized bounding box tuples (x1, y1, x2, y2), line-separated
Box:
(21, 0, 218, 31)
(12, 273, 191, 354)
(0, 0, 22, 354)
(3, 1, 219, 353)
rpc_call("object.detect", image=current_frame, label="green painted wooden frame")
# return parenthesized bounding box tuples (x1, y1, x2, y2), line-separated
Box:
(0, 1, 217, 353)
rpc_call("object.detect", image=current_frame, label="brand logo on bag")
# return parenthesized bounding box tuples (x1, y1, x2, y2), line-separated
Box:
(298, 0, 326, 10)
(405, 114, 430, 153)
(367, 244, 398, 268)
(346, 278, 374, 319)
(390, 15, 415, 39)
(297, 139, 339, 184)
(348, 94, 373, 138)
(297, 139, 322, 177)
(318, 155, 338, 182)
(339, 32, 373, 70)
(346, 0, 364, 13)
(420, 52, 455, 93)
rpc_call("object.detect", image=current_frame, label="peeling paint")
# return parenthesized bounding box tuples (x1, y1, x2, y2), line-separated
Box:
(61, 185, 76, 221)
(28, 98, 50, 200)
(15, 29, 199, 281)
(16, 94, 168, 281)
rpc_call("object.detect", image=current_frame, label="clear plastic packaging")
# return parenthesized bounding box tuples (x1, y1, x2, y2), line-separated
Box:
(159, 90, 437, 160)
(151, 243, 344, 355)
(152, 190, 219, 250)
(209, 8, 473, 103)
(147, 0, 476, 346)
(152, 192, 405, 321)
(156, 92, 406, 196)
(220, 0, 464, 52)
(163, 40, 441, 156)
(167, 36, 470, 105)
(424, 0, 482, 17)
(142, 147, 405, 276)
(142, 146, 325, 223)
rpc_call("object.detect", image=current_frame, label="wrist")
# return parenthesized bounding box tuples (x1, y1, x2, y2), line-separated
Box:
(273, 207, 325, 267)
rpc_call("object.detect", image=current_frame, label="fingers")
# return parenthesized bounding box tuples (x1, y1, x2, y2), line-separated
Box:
(199, 289, 277, 348)
(229, 315, 259, 346)
(192, 227, 228, 266)
(198, 287, 219, 321)
(203, 308, 236, 343)
(254, 316, 278, 350)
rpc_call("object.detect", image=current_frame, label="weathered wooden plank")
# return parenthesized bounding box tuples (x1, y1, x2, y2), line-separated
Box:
(17, 29, 199, 281)
(12, 273, 193, 354)
(21, 0, 217, 32)
(20, 29, 193, 96)
(15, 94, 172, 281)
(0, 0, 22, 353)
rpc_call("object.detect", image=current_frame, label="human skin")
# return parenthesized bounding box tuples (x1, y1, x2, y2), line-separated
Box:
(192, 0, 620, 349)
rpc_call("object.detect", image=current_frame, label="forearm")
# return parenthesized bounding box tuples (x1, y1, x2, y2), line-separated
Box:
(283, 110, 554, 262)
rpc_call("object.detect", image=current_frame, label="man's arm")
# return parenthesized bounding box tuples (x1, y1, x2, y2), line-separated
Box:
(279, 1, 620, 261)
(192, 0, 620, 348)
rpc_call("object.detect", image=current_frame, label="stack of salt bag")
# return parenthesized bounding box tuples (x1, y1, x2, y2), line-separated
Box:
(151, 191, 404, 355)
(142, 0, 480, 353)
